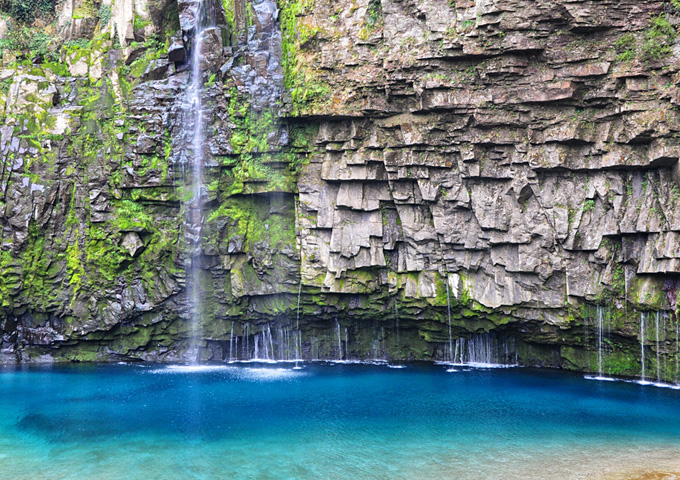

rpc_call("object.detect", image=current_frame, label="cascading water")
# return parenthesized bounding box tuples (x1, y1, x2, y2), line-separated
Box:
(585, 306, 616, 382)
(656, 312, 661, 383)
(445, 280, 453, 363)
(295, 279, 302, 363)
(344, 327, 349, 359)
(335, 320, 343, 360)
(596, 306, 605, 378)
(184, 0, 211, 363)
(640, 312, 647, 383)
(393, 298, 400, 350)
(450, 334, 515, 367)
(229, 321, 234, 361)
(583, 311, 590, 358)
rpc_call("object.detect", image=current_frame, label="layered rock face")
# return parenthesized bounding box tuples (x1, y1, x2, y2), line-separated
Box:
(1, 0, 680, 379)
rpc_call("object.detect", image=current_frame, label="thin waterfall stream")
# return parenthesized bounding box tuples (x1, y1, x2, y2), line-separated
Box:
(295, 279, 302, 364)
(656, 312, 661, 383)
(336, 319, 343, 360)
(394, 298, 400, 351)
(445, 280, 453, 363)
(184, 0, 210, 363)
(641, 312, 646, 383)
(597, 307, 603, 378)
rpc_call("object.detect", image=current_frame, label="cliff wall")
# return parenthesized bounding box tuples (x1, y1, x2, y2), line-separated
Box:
(1, 0, 679, 379)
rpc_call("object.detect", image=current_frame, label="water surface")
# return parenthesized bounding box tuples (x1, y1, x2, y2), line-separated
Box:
(0, 363, 679, 479)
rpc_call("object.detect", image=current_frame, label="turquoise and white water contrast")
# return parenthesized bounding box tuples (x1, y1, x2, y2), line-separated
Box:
(1, 363, 679, 479)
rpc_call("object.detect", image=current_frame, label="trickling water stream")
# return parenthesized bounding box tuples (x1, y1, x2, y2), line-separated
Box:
(184, 0, 210, 363)
(641, 312, 646, 383)
(656, 312, 661, 383)
(393, 298, 400, 350)
(445, 280, 453, 363)
(597, 307, 603, 378)
(335, 319, 343, 361)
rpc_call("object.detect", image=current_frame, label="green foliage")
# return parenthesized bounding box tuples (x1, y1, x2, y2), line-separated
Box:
(115, 200, 154, 231)
(641, 15, 676, 61)
(85, 226, 127, 282)
(614, 15, 677, 63)
(66, 233, 85, 298)
(366, 0, 382, 29)
(0, 24, 58, 60)
(611, 265, 625, 296)
(582, 199, 595, 213)
(279, 0, 331, 113)
(613, 33, 635, 62)
(222, 0, 235, 30)
(0, 0, 54, 24)
(461, 19, 475, 31)
(98, 2, 111, 25)
(0, 77, 11, 94)
(134, 14, 151, 31)
(62, 37, 91, 51)
(208, 196, 296, 253)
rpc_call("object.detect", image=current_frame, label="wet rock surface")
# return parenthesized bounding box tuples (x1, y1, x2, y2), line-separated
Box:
(0, 0, 679, 379)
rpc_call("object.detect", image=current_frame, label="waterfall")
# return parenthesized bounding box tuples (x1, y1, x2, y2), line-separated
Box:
(640, 312, 646, 382)
(295, 279, 302, 363)
(394, 298, 400, 350)
(335, 319, 343, 360)
(675, 314, 680, 382)
(381, 327, 386, 361)
(229, 322, 234, 361)
(445, 280, 453, 363)
(268, 324, 275, 360)
(583, 312, 590, 355)
(344, 327, 349, 360)
(596, 306, 604, 378)
(656, 312, 661, 383)
(244, 323, 250, 359)
(448, 333, 516, 366)
(184, 0, 211, 363)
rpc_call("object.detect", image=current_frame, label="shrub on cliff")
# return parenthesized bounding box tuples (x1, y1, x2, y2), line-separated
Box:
(0, 0, 54, 24)
(0, 22, 58, 61)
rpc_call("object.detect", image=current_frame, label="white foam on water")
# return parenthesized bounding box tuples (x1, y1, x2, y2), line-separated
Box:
(435, 361, 517, 369)
(235, 368, 307, 382)
(591, 377, 680, 390)
(584, 375, 617, 382)
(446, 368, 458, 373)
(630, 380, 680, 390)
(388, 365, 406, 369)
(323, 359, 385, 366)
(148, 364, 307, 381)
(465, 362, 515, 369)
(231, 359, 279, 365)
(153, 365, 232, 374)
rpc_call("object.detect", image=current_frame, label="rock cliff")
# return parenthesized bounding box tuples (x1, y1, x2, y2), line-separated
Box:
(1, 0, 680, 380)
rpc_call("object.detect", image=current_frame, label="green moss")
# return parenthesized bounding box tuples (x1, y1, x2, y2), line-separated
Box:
(613, 14, 677, 64)
(278, 0, 332, 114)
(642, 15, 676, 61)
(603, 348, 639, 377)
(66, 233, 84, 299)
(208, 195, 295, 253)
